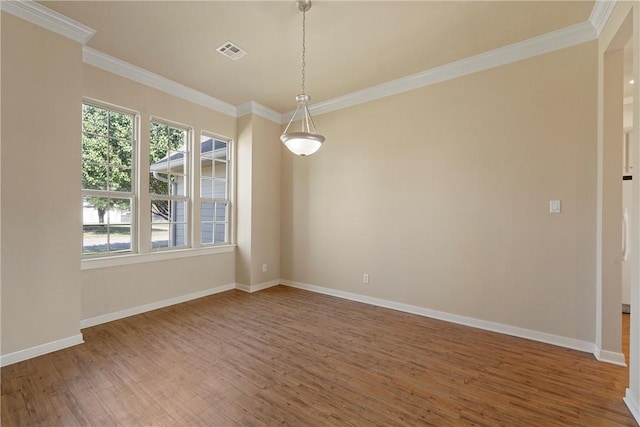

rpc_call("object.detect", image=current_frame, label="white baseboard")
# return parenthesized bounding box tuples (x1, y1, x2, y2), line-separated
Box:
(80, 283, 236, 328)
(1, 334, 84, 367)
(236, 280, 280, 293)
(625, 388, 640, 425)
(594, 346, 627, 366)
(281, 280, 596, 355)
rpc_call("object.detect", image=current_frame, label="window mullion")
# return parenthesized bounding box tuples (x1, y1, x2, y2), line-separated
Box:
(138, 116, 152, 253)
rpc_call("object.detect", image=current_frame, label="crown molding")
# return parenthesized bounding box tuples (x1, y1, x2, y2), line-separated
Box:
(589, 0, 617, 37)
(83, 47, 238, 118)
(282, 21, 598, 122)
(10, 0, 607, 124)
(237, 101, 282, 124)
(0, 0, 95, 44)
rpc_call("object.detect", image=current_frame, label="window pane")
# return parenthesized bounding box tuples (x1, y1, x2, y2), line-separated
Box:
(151, 199, 170, 223)
(82, 162, 108, 190)
(168, 150, 187, 173)
(172, 201, 186, 224)
(215, 202, 227, 222)
(200, 137, 215, 161)
(214, 160, 227, 179)
(150, 124, 170, 170)
(82, 104, 108, 136)
(201, 177, 214, 198)
(108, 111, 132, 140)
(151, 223, 170, 249)
(82, 135, 108, 191)
(83, 196, 109, 228)
(83, 225, 109, 255)
(214, 140, 228, 160)
(214, 180, 226, 199)
(201, 223, 214, 244)
(82, 135, 108, 166)
(151, 199, 187, 249)
(108, 225, 131, 252)
(151, 223, 187, 249)
(170, 174, 187, 196)
(109, 137, 132, 169)
(201, 200, 228, 246)
(214, 223, 226, 244)
(169, 127, 187, 151)
(150, 121, 189, 199)
(109, 167, 132, 192)
(150, 173, 169, 195)
(83, 196, 132, 255)
(201, 202, 214, 221)
(172, 223, 187, 247)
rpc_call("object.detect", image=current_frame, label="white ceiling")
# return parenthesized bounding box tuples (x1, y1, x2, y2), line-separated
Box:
(40, 1, 596, 113)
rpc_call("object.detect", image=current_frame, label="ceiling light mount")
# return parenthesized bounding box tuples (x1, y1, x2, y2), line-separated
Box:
(281, 0, 324, 156)
(297, 0, 312, 13)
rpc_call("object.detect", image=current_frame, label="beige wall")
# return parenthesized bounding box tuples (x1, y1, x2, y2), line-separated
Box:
(236, 115, 253, 286)
(82, 252, 235, 319)
(236, 114, 281, 287)
(601, 48, 624, 354)
(81, 65, 238, 320)
(1, 13, 83, 353)
(282, 42, 598, 342)
(249, 115, 281, 285)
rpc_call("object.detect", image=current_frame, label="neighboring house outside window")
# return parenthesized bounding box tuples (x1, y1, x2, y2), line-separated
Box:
(149, 120, 190, 250)
(81, 102, 136, 256)
(200, 134, 231, 245)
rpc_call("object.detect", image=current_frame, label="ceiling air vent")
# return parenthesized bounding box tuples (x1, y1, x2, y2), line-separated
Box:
(216, 41, 247, 61)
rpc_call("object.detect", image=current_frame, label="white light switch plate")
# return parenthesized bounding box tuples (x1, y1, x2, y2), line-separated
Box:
(550, 200, 561, 213)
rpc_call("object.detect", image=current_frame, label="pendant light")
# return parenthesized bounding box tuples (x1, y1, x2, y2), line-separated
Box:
(280, 0, 325, 156)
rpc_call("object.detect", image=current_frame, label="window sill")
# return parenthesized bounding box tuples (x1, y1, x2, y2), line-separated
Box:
(81, 245, 236, 270)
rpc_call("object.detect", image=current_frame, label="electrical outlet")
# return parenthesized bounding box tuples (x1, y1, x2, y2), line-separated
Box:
(262, 264, 267, 272)
(363, 273, 370, 284)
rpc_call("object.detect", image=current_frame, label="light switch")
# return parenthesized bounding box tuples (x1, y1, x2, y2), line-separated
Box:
(550, 200, 561, 213)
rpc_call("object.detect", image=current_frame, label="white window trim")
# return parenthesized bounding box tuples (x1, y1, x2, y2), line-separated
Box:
(81, 244, 236, 270)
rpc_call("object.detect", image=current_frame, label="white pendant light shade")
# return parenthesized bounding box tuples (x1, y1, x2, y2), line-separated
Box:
(280, 0, 325, 156)
(281, 94, 324, 156)
(281, 132, 324, 156)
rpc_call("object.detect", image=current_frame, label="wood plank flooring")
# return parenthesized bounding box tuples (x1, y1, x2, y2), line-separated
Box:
(2, 286, 637, 426)
(624, 313, 630, 364)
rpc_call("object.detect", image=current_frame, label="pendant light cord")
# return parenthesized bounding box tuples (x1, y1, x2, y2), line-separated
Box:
(301, 9, 306, 96)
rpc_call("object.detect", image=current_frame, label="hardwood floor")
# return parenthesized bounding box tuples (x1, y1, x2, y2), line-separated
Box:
(2, 286, 637, 426)
(623, 313, 630, 364)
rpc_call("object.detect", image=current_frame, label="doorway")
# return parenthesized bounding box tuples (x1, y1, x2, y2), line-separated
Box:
(622, 37, 635, 365)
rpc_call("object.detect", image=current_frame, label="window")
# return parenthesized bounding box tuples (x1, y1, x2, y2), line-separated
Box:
(81, 99, 234, 264)
(149, 120, 191, 250)
(200, 134, 231, 245)
(82, 102, 136, 256)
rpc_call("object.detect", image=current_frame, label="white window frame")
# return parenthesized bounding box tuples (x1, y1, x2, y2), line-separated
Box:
(149, 118, 192, 251)
(199, 132, 232, 246)
(81, 99, 138, 258)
